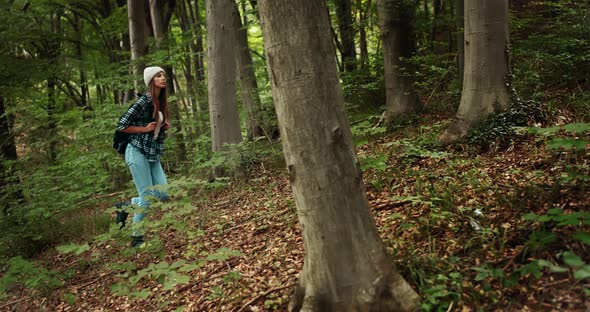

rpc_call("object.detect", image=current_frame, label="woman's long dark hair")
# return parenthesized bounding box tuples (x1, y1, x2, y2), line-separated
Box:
(148, 76, 169, 123)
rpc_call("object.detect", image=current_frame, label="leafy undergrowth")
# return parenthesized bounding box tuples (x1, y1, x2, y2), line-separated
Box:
(1, 115, 588, 311)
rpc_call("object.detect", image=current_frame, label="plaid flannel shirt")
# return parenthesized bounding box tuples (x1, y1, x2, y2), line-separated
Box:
(116, 94, 165, 163)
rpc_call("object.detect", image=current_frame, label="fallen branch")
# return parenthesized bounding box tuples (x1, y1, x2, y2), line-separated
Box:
(372, 200, 412, 211)
(372, 112, 386, 130)
(71, 271, 115, 290)
(235, 284, 294, 312)
(0, 297, 30, 310)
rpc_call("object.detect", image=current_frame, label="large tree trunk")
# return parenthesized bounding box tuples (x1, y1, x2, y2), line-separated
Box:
(233, 1, 265, 141)
(206, 0, 242, 154)
(335, 0, 357, 72)
(128, 0, 148, 91)
(440, 0, 511, 144)
(378, 0, 422, 124)
(258, 0, 419, 310)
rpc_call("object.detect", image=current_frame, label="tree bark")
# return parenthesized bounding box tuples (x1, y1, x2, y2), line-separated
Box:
(128, 0, 148, 91)
(335, 0, 357, 72)
(440, 0, 511, 144)
(43, 11, 61, 163)
(72, 13, 89, 110)
(188, 0, 205, 84)
(430, 0, 448, 51)
(377, 0, 422, 124)
(206, 0, 243, 154)
(233, 1, 265, 141)
(455, 0, 464, 82)
(0, 96, 23, 215)
(149, 0, 176, 48)
(149, 0, 187, 161)
(357, 0, 371, 68)
(0, 97, 17, 162)
(258, 0, 419, 310)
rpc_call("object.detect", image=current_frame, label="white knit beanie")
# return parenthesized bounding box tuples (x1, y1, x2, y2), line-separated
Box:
(143, 66, 165, 87)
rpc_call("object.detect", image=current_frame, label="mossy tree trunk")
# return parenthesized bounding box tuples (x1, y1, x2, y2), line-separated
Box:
(377, 0, 422, 124)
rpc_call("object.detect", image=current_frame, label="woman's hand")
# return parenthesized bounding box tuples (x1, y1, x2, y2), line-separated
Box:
(163, 122, 170, 131)
(144, 122, 157, 133)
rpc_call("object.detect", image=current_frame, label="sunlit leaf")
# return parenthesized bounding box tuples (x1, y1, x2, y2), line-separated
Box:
(573, 231, 590, 245)
(573, 266, 590, 280)
(563, 123, 590, 133)
(563, 252, 585, 268)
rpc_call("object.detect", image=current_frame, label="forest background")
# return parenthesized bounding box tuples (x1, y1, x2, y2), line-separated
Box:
(0, 0, 588, 311)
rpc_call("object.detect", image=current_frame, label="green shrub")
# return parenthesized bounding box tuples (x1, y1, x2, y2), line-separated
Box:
(0, 256, 63, 296)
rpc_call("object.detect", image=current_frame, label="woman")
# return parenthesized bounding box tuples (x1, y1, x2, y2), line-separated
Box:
(116, 66, 170, 247)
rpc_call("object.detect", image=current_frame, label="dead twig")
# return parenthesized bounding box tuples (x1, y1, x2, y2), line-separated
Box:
(446, 301, 454, 312)
(372, 111, 386, 130)
(76, 191, 125, 205)
(235, 284, 294, 312)
(71, 271, 115, 290)
(0, 297, 30, 310)
(373, 200, 412, 211)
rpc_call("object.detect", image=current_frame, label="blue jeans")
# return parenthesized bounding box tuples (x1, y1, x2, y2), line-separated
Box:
(125, 144, 168, 236)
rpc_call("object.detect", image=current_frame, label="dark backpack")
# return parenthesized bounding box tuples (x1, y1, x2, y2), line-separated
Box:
(113, 130, 131, 155)
(113, 95, 143, 155)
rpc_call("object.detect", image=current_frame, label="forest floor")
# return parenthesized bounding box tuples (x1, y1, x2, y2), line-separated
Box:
(1, 114, 588, 311)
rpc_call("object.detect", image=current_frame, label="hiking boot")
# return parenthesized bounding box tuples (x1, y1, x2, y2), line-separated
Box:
(130, 235, 144, 248)
(114, 201, 130, 229)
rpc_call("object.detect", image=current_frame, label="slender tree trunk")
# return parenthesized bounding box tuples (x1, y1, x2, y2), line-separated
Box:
(176, 0, 197, 142)
(430, 0, 448, 50)
(188, 0, 205, 84)
(206, 0, 242, 154)
(148, 0, 187, 161)
(440, 0, 511, 144)
(0, 97, 23, 215)
(0, 97, 16, 162)
(128, 0, 148, 91)
(72, 13, 88, 110)
(176, 0, 196, 96)
(259, 0, 419, 310)
(150, 0, 165, 45)
(378, 0, 422, 124)
(44, 12, 61, 163)
(455, 0, 465, 82)
(188, 0, 208, 144)
(330, 19, 344, 72)
(233, 1, 265, 140)
(358, 0, 371, 68)
(335, 0, 357, 72)
(47, 72, 58, 162)
(122, 32, 135, 104)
